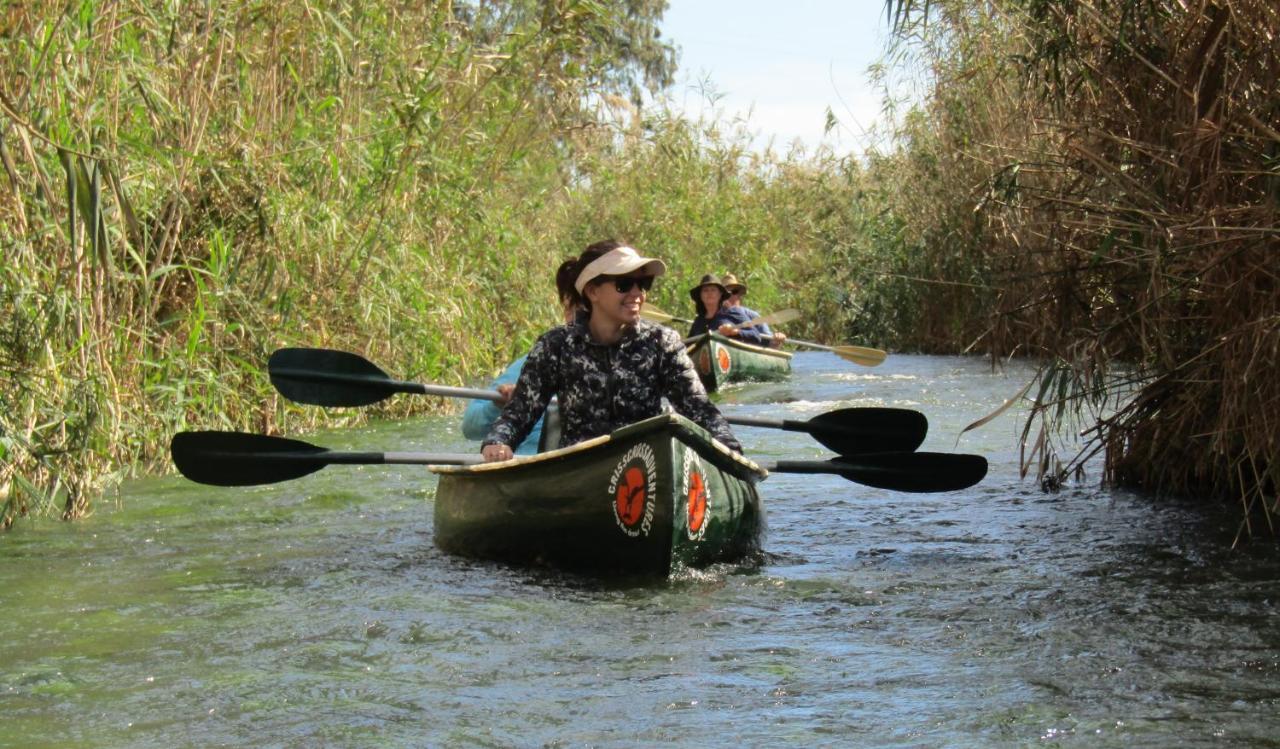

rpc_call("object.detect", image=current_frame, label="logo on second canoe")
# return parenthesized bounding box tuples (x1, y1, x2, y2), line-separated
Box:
(715, 345, 732, 374)
(697, 347, 712, 375)
(609, 443, 658, 537)
(682, 450, 711, 541)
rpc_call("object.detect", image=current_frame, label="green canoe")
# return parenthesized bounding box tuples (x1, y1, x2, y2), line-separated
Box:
(687, 333, 793, 392)
(431, 413, 767, 577)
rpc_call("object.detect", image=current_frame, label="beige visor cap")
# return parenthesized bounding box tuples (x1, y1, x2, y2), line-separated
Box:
(574, 246, 667, 294)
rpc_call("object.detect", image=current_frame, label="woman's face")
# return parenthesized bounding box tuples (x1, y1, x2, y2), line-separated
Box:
(587, 275, 651, 327)
(700, 285, 724, 315)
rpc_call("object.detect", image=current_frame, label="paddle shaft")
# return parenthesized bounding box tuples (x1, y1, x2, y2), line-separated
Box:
(272, 362, 884, 439)
(173, 430, 983, 492)
(269, 347, 925, 456)
(772, 337, 835, 352)
(219, 449, 483, 466)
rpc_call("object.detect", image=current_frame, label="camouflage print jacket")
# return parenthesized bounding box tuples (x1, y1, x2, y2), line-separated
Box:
(483, 320, 742, 453)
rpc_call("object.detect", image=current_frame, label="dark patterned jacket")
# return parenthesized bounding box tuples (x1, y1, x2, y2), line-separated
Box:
(686, 305, 765, 344)
(483, 320, 742, 453)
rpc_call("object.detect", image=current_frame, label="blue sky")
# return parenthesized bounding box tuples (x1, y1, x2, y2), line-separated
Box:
(658, 0, 898, 155)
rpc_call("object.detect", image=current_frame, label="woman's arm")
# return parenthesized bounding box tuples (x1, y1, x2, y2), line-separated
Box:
(656, 329, 743, 453)
(720, 307, 766, 344)
(461, 356, 526, 440)
(482, 337, 557, 455)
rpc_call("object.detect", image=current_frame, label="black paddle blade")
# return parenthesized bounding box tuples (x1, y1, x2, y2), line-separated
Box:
(771, 452, 987, 493)
(799, 407, 928, 455)
(833, 452, 987, 493)
(171, 430, 327, 487)
(268, 347, 392, 407)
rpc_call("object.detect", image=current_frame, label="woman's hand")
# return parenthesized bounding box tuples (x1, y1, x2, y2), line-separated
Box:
(716, 323, 739, 337)
(495, 383, 515, 404)
(482, 443, 513, 462)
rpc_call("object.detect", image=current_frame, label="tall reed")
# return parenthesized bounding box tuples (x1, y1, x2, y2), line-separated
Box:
(879, 0, 1279, 535)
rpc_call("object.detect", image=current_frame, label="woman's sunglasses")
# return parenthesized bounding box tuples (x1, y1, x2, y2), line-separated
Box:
(609, 275, 654, 294)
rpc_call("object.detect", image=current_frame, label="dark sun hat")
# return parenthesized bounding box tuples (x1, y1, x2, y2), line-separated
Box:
(688, 273, 730, 304)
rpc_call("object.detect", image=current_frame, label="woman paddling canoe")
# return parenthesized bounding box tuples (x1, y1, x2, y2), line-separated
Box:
(481, 241, 742, 462)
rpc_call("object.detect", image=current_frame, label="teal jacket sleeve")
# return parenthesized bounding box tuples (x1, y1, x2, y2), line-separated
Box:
(461, 354, 543, 453)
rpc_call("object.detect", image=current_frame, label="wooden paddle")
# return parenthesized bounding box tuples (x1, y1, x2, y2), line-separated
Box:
(760, 336, 888, 367)
(645, 303, 886, 367)
(170, 430, 986, 492)
(268, 348, 928, 454)
(639, 303, 691, 325)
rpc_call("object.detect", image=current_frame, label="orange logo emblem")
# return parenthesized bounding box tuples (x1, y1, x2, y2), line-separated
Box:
(615, 466, 647, 527)
(609, 444, 658, 537)
(682, 451, 711, 540)
(687, 472, 707, 537)
(716, 346, 732, 374)
(698, 347, 711, 374)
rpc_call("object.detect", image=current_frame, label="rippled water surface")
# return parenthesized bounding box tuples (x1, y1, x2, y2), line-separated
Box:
(2, 354, 1277, 747)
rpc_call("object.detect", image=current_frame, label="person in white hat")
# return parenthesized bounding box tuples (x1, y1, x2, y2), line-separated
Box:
(480, 240, 741, 462)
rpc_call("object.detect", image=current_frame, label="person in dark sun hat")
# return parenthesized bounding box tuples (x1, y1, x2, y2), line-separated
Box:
(687, 273, 766, 345)
(480, 241, 741, 462)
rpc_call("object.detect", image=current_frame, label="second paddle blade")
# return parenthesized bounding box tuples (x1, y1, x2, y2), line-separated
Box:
(801, 407, 928, 455)
(832, 452, 988, 493)
(771, 451, 987, 493)
(268, 347, 392, 407)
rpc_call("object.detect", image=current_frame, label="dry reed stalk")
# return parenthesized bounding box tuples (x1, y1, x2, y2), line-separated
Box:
(964, 0, 1280, 534)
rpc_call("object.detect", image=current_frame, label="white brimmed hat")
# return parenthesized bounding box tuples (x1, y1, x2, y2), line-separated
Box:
(574, 246, 667, 294)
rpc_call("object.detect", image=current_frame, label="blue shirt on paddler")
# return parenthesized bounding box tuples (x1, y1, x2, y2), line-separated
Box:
(462, 355, 543, 455)
(732, 304, 772, 338)
(687, 305, 766, 345)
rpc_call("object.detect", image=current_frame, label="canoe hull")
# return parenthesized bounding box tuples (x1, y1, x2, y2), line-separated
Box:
(431, 414, 767, 577)
(688, 333, 793, 392)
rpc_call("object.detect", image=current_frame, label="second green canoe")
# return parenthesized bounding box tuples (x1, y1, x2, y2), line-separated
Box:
(687, 333, 793, 392)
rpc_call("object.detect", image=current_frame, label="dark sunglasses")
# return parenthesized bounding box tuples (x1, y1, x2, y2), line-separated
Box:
(610, 275, 655, 294)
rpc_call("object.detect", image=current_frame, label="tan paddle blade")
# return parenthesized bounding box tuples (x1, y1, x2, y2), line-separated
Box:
(779, 337, 887, 367)
(734, 308, 802, 330)
(640, 303, 691, 325)
(830, 344, 887, 367)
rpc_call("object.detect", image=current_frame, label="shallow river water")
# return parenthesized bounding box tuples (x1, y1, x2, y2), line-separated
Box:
(2, 354, 1277, 748)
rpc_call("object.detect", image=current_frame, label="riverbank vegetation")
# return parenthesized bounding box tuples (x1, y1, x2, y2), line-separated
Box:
(2, 0, 1276, 535)
(874, 0, 1279, 537)
(0, 1, 858, 525)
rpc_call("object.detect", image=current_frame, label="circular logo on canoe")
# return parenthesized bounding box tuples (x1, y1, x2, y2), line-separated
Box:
(682, 450, 711, 541)
(697, 347, 712, 375)
(715, 345, 732, 374)
(609, 443, 658, 537)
